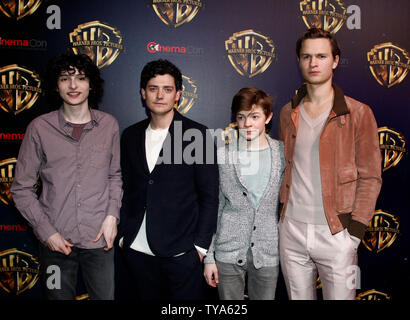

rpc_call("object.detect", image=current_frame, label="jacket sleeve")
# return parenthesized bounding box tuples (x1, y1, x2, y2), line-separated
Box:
(203, 184, 226, 264)
(193, 128, 219, 250)
(10, 121, 57, 243)
(349, 105, 382, 239)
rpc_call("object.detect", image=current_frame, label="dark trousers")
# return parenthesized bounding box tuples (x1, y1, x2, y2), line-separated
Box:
(122, 247, 205, 300)
(39, 244, 114, 300)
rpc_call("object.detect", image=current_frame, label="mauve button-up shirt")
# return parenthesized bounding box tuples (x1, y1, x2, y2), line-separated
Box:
(11, 109, 123, 249)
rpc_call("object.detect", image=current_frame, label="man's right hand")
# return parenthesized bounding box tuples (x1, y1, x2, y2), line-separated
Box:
(46, 233, 73, 255)
(203, 263, 219, 288)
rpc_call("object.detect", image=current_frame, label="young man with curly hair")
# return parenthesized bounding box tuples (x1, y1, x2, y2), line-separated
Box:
(11, 52, 122, 300)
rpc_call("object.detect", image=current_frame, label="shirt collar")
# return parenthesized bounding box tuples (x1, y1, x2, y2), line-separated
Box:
(291, 82, 349, 117)
(57, 107, 99, 131)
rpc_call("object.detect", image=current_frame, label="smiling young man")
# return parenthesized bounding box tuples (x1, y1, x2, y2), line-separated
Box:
(278, 28, 382, 300)
(118, 59, 219, 300)
(11, 53, 122, 300)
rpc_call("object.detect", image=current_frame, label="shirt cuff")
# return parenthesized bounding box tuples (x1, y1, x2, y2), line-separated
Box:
(107, 199, 121, 221)
(35, 219, 58, 244)
(194, 245, 207, 257)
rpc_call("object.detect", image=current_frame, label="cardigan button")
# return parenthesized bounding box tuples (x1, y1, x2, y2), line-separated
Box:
(148, 179, 154, 185)
(238, 259, 243, 264)
(243, 192, 247, 196)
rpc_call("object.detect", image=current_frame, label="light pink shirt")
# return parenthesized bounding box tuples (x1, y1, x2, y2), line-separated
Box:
(286, 102, 332, 225)
(11, 109, 123, 248)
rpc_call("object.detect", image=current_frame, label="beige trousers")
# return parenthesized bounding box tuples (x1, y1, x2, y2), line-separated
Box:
(279, 216, 359, 300)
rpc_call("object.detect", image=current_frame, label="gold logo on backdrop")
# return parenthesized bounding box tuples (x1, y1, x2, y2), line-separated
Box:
(75, 293, 90, 300)
(225, 30, 276, 78)
(0, 0, 42, 20)
(69, 21, 124, 69)
(0, 65, 42, 115)
(0, 158, 16, 206)
(362, 210, 400, 254)
(300, 0, 347, 34)
(378, 127, 407, 172)
(367, 43, 410, 88)
(222, 123, 238, 145)
(0, 248, 40, 295)
(176, 75, 198, 114)
(355, 289, 392, 301)
(151, 0, 203, 28)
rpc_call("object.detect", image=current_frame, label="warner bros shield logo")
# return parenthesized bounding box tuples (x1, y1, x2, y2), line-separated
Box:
(362, 210, 400, 254)
(225, 30, 277, 78)
(378, 127, 407, 172)
(222, 122, 239, 145)
(69, 21, 124, 69)
(176, 75, 198, 114)
(299, 0, 347, 34)
(0, 158, 17, 206)
(0, 248, 40, 295)
(0, 0, 42, 20)
(367, 42, 410, 88)
(151, 0, 203, 28)
(0, 64, 42, 115)
(355, 289, 392, 301)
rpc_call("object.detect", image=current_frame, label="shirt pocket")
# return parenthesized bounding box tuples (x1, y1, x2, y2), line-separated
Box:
(336, 167, 358, 213)
(90, 144, 111, 169)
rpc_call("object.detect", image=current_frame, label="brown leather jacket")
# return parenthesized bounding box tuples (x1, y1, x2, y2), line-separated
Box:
(278, 83, 382, 239)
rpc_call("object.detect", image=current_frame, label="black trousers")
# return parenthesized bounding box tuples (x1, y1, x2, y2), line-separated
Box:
(39, 244, 114, 300)
(121, 246, 205, 300)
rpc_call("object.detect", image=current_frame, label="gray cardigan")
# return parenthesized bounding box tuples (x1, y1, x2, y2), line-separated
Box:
(204, 135, 285, 269)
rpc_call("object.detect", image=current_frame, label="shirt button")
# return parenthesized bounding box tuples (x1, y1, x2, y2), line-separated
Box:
(148, 180, 154, 185)
(77, 184, 81, 188)
(77, 203, 81, 207)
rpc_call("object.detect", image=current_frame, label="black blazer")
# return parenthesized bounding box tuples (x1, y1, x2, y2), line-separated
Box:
(118, 111, 219, 257)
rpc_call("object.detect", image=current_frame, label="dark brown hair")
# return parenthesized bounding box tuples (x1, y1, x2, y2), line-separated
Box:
(296, 27, 341, 59)
(45, 52, 103, 109)
(231, 87, 273, 117)
(140, 59, 182, 91)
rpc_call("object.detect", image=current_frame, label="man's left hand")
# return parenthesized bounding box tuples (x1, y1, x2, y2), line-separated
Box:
(94, 215, 118, 251)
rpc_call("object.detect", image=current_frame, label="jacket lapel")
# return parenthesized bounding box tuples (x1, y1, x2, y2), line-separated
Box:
(136, 118, 150, 175)
(149, 110, 181, 174)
